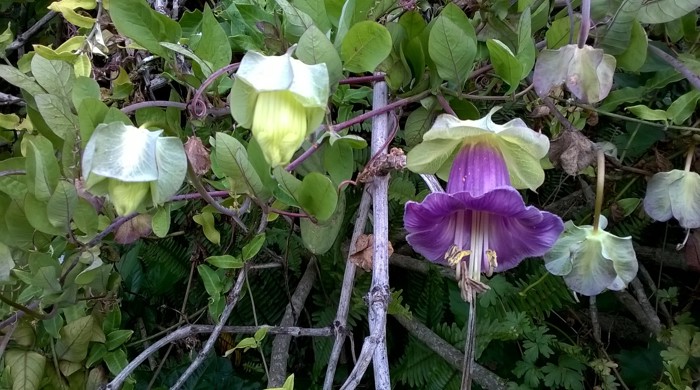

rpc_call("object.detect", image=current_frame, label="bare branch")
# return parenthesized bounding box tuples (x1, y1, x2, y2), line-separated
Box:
(170, 270, 247, 390)
(5, 11, 58, 54)
(391, 313, 507, 390)
(0, 92, 24, 106)
(103, 323, 331, 389)
(367, 74, 392, 389)
(323, 189, 372, 390)
(268, 258, 318, 386)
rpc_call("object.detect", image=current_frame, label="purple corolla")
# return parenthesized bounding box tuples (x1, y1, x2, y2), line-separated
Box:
(404, 142, 564, 300)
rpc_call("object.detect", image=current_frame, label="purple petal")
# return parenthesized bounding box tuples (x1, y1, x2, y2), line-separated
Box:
(447, 142, 510, 195)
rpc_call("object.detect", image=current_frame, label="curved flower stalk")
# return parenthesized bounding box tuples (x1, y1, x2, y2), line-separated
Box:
(404, 142, 564, 301)
(82, 122, 187, 216)
(643, 146, 700, 229)
(229, 49, 330, 167)
(544, 150, 638, 296)
(406, 107, 550, 192)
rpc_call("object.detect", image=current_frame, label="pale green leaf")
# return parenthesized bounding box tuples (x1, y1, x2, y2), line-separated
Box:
(55, 315, 95, 362)
(599, 0, 643, 55)
(297, 25, 343, 86)
(47, 180, 78, 229)
(0, 242, 14, 283)
(24, 135, 59, 202)
(625, 104, 669, 122)
(34, 94, 79, 139)
(194, 5, 232, 72)
(31, 55, 74, 100)
(615, 20, 648, 71)
(666, 89, 700, 125)
(193, 212, 220, 245)
(242, 233, 265, 261)
(638, 0, 700, 23)
(197, 264, 223, 296)
(150, 137, 187, 204)
(296, 172, 338, 221)
(5, 350, 46, 390)
(151, 205, 171, 238)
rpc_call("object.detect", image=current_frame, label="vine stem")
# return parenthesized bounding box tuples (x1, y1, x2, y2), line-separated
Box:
(190, 63, 240, 118)
(461, 300, 477, 390)
(684, 144, 695, 172)
(592, 149, 605, 234)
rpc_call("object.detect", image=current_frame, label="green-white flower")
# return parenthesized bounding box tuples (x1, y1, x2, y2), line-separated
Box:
(229, 50, 330, 167)
(643, 170, 700, 229)
(406, 107, 550, 191)
(544, 216, 638, 296)
(82, 122, 187, 216)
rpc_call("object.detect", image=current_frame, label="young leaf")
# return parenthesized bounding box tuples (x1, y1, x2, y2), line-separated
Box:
(242, 233, 266, 261)
(193, 212, 221, 245)
(151, 205, 171, 238)
(206, 255, 244, 269)
(213, 133, 267, 197)
(486, 39, 522, 93)
(197, 264, 223, 297)
(194, 5, 232, 72)
(297, 25, 343, 86)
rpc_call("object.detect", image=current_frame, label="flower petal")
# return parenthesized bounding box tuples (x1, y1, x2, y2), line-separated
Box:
(670, 171, 700, 228)
(643, 170, 680, 223)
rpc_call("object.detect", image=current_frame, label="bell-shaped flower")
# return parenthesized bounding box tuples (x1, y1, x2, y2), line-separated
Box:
(544, 216, 638, 296)
(406, 107, 550, 192)
(229, 50, 330, 167)
(82, 122, 187, 216)
(643, 170, 700, 229)
(404, 142, 564, 300)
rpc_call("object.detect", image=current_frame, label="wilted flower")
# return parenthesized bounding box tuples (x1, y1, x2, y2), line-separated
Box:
(544, 216, 638, 296)
(229, 50, 330, 167)
(404, 142, 564, 301)
(406, 107, 550, 191)
(643, 169, 700, 229)
(82, 122, 187, 216)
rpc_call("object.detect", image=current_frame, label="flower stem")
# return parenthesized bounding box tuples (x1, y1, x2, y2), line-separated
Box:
(684, 144, 695, 172)
(577, 0, 590, 48)
(592, 149, 605, 233)
(461, 300, 477, 390)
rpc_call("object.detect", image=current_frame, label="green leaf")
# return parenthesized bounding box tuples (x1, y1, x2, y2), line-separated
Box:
(5, 350, 46, 390)
(194, 5, 232, 72)
(71, 76, 101, 110)
(428, 4, 476, 89)
(31, 55, 74, 100)
(35, 93, 79, 140)
(487, 39, 522, 93)
(103, 349, 128, 376)
(600, 86, 648, 111)
(0, 22, 12, 53)
(47, 180, 78, 229)
(206, 255, 244, 269)
(73, 198, 98, 235)
(213, 133, 267, 197)
(275, 0, 314, 39)
(151, 205, 171, 238)
(625, 105, 668, 122)
(75, 256, 104, 285)
(545, 16, 580, 50)
(109, 0, 182, 58)
(340, 21, 392, 73)
(296, 172, 338, 221)
(23, 193, 64, 235)
(516, 8, 536, 80)
(323, 140, 354, 186)
(242, 233, 266, 261)
(24, 135, 60, 202)
(55, 315, 95, 362)
(300, 191, 345, 254)
(197, 264, 223, 297)
(638, 0, 700, 23)
(666, 89, 700, 125)
(105, 330, 134, 351)
(0, 242, 14, 283)
(297, 25, 343, 86)
(599, 0, 643, 55)
(86, 344, 107, 368)
(193, 212, 220, 245)
(0, 65, 45, 96)
(615, 20, 648, 71)
(294, 0, 332, 32)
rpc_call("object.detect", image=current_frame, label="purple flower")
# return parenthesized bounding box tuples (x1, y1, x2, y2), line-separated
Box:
(404, 142, 564, 277)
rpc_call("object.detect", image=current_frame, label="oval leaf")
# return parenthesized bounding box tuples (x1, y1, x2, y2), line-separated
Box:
(340, 21, 392, 73)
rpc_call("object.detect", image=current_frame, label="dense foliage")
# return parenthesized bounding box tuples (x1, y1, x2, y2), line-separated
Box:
(0, 0, 699, 389)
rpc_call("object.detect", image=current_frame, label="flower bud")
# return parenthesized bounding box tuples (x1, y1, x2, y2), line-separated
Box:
(108, 180, 150, 216)
(252, 91, 307, 166)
